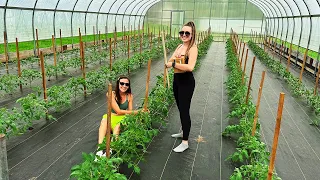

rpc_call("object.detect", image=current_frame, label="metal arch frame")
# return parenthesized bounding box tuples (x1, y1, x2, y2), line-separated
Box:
(3, 0, 9, 58)
(136, 0, 158, 31)
(136, 0, 157, 31)
(128, 0, 150, 31)
(299, 0, 312, 55)
(53, 0, 62, 50)
(313, 0, 320, 75)
(106, 0, 119, 35)
(241, 0, 248, 39)
(281, 0, 294, 48)
(256, 1, 279, 42)
(248, 1, 269, 37)
(121, 0, 139, 32)
(96, 0, 108, 38)
(259, 0, 284, 52)
(265, 0, 287, 47)
(251, 1, 274, 38)
(138, 1, 159, 31)
(32, 0, 40, 56)
(70, 0, 80, 48)
(127, 0, 148, 32)
(84, 0, 95, 43)
(114, 0, 130, 33)
(250, 1, 274, 41)
(290, 0, 303, 64)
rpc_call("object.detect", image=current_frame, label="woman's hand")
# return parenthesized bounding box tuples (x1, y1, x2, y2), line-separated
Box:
(165, 62, 173, 68)
(142, 108, 150, 113)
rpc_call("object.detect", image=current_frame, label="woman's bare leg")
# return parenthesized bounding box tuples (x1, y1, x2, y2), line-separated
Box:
(98, 119, 108, 144)
(113, 124, 121, 137)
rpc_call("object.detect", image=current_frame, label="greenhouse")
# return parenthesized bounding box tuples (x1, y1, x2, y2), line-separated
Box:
(0, 0, 319, 179)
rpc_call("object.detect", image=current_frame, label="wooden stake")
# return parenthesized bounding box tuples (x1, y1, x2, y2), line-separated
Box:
(242, 49, 249, 83)
(93, 26, 96, 45)
(144, 60, 152, 110)
(246, 57, 256, 104)
(252, 71, 266, 136)
(51, 35, 57, 67)
(299, 48, 309, 82)
(60, 29, 63, 53)
(99, 30, 102, 53)
(79, 32, 83, 70)
(240, 43, 246, 63)
(51, 35, 57, 78)
(162, 31, 170, 88)
(36, 29, 40, 58)
(128, 35, 130, 74)
(3, 32, 9, 74)
(78, 28, 82, 44)
(109, 38, 112, 70)
(314, 63, 320, 95)
(140, 32, 142, 54)
(16, 38, 22, 92)
(80, 42, 86, 96)
(286, 43, 292, 72)
(105, 83, 112, 158)
(238, 42, 242, 57)
(267, 92, 285, 180)
(40, 51, 47, 101)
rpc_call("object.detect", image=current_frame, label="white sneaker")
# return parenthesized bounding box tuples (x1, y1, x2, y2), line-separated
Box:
(94, 150, 106, 162)
(173, 142, 189, 153)
(171, 132, 183, 138)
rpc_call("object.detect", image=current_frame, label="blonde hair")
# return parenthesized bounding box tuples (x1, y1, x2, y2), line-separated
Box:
(183, 21, 196, 56)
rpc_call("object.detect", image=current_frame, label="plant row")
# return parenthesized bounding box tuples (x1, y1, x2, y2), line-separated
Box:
(70, 35, 214, 180)
(248, 41, 320, 123)
(222, 39, 281, 180)
(0, 34, 170, 96)
(0, 36, 181, 137)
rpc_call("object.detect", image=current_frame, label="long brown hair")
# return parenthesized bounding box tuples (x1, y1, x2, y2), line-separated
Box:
(115, 75, 131, 103)
(183, 21, 196, 56)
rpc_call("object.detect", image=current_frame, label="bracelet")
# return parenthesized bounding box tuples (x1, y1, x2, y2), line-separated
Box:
(172, 60, 176, 68)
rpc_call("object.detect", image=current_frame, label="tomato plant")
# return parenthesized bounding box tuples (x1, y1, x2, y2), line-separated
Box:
(21, 69, 42, 88)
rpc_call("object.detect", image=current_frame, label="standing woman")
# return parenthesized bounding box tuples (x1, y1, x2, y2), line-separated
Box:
(165, 21, 198, 153)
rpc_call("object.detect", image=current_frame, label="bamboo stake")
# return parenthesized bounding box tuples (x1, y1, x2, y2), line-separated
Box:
(51, 35, 57, 79)
(79, 32, 83, 71)
(140, 31, 142, 54)
(78, 28, 82, 44)
(242, 49, 249, 83)
(60, 29, 63, 53)
(93, 26, 96, 45)
(252, 71, 266, 136)
(16, 38, 22, 92)
(144, 60, 152, 110)
(99, 30, 102, 53)
(80, 42, 86, 96)
(3, 32, 9, 74)
(267, 92, 285, 180)
(314, 63, 320, 95)
(162, 31, 170, 88)
(109, 38, 112, 70)
(238, 42, 242, 57)
(40, 51, 47, 101)
(240, 43, 246, 63)
(246, 57, 256, 104)
(299, 48, 309, 82)
(36, 29, 40, 58)
(105, 83, 112, 158)
(286, 43, 293, 72)
(128, 35, 130, 74)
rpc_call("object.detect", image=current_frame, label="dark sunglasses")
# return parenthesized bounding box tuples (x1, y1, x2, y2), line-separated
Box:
(119, 82, 130, 87)
(179, 31, 191, 37)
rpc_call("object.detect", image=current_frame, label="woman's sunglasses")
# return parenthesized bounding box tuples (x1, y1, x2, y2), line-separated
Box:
(119, 82, 130, 87)
(179, 31, 191, 37)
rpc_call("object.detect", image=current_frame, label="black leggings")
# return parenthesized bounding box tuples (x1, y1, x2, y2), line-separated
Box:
(173, 72, 195, 140)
